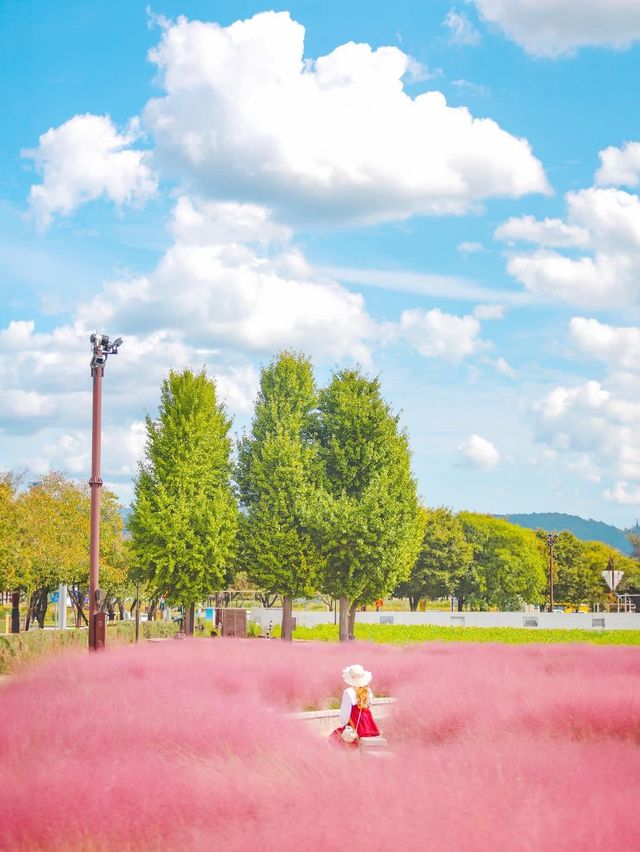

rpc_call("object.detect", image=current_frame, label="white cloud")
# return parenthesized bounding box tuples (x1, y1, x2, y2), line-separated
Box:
(443, 9, 481, 46)
(532, 374, 640, 499)
(458, 433, 501, 470)
(570, 317, 640, 371)
(143, 12, 548, 225)
(497, 186, 640, 307)
(399, 307, 491, 362)
(76, 198, 375, 363)
(604, 482, 640, 505)
(495, 214, 590, 248)
(493, 356, 516, 378)
(473, 303, 504, 320)
(457, 241, 486, 253)
(0, 196, 377, 447)
(24, 115, 157, 228)
(470, 0, 640, 57)
(596, 141, 640, 188)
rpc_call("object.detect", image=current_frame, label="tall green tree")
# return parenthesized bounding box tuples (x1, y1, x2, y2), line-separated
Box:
(130, 369, 237, 630)
(312, 368, 422, 641)
(459, 513, 546, 610)
(236, 352, 321, 640)
(395, 507, 473, 610)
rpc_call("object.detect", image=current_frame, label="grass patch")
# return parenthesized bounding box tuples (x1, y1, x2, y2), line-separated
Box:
(284, 623, 640, 646)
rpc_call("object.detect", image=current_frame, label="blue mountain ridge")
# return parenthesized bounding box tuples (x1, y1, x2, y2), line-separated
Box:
(496, 513, 635, 556)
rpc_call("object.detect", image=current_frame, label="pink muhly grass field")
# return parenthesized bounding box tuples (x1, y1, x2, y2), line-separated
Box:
(1, 639, 640, 851)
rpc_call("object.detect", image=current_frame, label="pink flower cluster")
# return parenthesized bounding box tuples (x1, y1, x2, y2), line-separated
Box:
(1, 639, 639, 850)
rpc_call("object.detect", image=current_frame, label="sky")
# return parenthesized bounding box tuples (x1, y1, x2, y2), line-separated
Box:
(2, 0, 640, 527)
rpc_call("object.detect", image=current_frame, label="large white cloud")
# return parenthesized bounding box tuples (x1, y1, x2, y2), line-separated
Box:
(76, 197, 376, 363)
(470, 0, 640, 57)
(141, 11, 548, 224)
(23, 115, 157, 228)
(496, 184, 640, 307)
(0, 196, 377, 450)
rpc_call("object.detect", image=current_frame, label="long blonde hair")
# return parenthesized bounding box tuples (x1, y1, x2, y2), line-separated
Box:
(355, 686, 370, 709)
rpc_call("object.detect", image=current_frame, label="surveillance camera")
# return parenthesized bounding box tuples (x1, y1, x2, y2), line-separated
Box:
(112, 337, 123, 349)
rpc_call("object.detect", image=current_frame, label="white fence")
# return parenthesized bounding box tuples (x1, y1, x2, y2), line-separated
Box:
(249, 608, 640, 632)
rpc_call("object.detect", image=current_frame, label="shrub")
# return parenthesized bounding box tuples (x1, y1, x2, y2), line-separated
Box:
(0, 620, 177, 673)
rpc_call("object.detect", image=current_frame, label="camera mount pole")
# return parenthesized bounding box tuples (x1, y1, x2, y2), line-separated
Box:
(88, 334, 122, 650)
(88, 344, 104, 650)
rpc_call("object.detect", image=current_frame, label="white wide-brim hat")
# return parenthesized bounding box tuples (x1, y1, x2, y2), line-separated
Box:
(342, 663, 372, 688)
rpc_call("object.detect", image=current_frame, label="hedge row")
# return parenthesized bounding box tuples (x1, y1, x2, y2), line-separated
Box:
(281, 623, 640, 646)
(0, 621, 178, 674)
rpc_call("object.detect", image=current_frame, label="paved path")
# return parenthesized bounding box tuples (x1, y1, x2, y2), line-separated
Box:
(292, 697, 394, 737)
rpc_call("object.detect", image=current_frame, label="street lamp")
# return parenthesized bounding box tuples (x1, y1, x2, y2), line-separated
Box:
(88, 333, 122, 650)
(546, 532, 559, 613)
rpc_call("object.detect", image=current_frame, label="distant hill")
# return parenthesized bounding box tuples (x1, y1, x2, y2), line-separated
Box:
(497, 512, 633, 555)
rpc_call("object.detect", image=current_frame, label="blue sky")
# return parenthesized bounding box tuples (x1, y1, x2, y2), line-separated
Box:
(2, 0, 640, 526)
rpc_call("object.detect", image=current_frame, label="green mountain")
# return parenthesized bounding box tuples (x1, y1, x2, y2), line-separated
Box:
(498, 512, 633, 555)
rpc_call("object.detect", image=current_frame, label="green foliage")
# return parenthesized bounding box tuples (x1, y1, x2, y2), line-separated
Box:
(130, 369, 238, 606)
(246, 620, 262, 637)
(0, 620, 177, 674)
(0, 474, 29, 591)
(286, 623, 640, 646)
(501, 512, 633, 555)
(311, 369, 422, 603)
(460, 513, 546, 610)
(236, 352, 321, 598)
(395, 507, 473, 608)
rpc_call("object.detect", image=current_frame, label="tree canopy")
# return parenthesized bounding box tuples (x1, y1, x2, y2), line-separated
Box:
(130, 369, 237, 610)
(311, 369, 422, 639)
(236, 352, 322, 639)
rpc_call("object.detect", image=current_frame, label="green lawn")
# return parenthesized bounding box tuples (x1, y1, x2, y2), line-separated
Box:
(285, 623, 640, 646)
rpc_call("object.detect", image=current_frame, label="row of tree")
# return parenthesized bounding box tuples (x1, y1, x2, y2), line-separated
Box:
(397, 507, 640, 612)
(130, 354, 421, 640)
(128, 353, 640, 640)
(3, 352, 639, 640)
(0, 472, 128, 627)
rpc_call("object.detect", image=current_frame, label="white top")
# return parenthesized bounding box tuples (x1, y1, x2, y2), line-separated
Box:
(339, 686, 373, 726)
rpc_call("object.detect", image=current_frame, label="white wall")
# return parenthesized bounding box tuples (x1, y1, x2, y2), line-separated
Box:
(249, 608, 640, 632)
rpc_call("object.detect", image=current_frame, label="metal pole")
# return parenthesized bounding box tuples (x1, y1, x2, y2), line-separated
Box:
(546, 533, 557, 613)
(135, 584, 140, 643)
(58, 582, 67, 630)
(88, 360, 103, 650)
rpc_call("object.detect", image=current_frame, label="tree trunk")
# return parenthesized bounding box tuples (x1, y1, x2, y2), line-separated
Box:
(281, 594, 293, 641)
(26, 588, 48, 629)
(183, 603, 195, 635)
(338, 596, 350, 642)
(35, 588, 48, 628)
(70, 587, 89, 627)
(147, 598, 158, 622)
(457, 597, 465, 612)
(116, 598, 125, 620)
(409, 595, 420, 612)
(348, 601, 357, 640)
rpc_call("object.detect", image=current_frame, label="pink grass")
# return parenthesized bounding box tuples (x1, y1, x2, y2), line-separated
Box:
(1, 639, 639, 851)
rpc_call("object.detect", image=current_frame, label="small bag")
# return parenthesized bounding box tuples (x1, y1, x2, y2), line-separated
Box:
(340, 707, 363, 743)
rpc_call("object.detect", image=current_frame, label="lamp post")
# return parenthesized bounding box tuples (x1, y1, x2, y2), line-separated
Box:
(546, 532, 559, 613)
(88, 333, 122, 650)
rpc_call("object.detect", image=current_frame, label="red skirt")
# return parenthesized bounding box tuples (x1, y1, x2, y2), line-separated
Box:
(330, 703, 380, 746)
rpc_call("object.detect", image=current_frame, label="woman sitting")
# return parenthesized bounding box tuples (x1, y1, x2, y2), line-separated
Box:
(330, 663, 380, 746)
